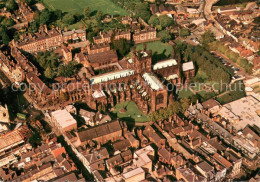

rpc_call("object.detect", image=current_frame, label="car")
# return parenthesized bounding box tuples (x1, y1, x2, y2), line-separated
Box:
(234, 68, 240, 71)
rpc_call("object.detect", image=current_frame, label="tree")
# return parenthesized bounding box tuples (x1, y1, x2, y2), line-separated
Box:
(158, 15, 174, 29)
(44, 66, 55, 79)
(62, 13, 76, 25)
(1, 18, 15, 27)
(179, 28, 190, 37)
(135, 2, 151, 22)
(200, 31, 215, 48)
(54, 9, 62, 20)
(111, 39, 131, 58)
(229, 51, 239, 62)
(0, 26, 10, 45)
(29, 21, 39, 33)
(5, 0, 18, 11)
(84, 7, 91, 19)
(180, 98, 190, 112)
(158, 30, 171, 43)
(148, 15, 160, 26)
(29, 132, 42, 148)
(95, 11, 103, 23)
(39, 9, 51, 25)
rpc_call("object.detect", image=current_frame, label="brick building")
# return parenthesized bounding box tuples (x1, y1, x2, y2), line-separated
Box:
(133, 28, 157, 43)
(12, 26, 86, 53)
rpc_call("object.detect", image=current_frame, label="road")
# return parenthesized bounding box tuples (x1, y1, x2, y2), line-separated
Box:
(203, 0, 219, 20)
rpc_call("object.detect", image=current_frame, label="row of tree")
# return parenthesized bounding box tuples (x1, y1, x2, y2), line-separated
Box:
(209, 41, 253, 74)
(149, 98, 190, 122)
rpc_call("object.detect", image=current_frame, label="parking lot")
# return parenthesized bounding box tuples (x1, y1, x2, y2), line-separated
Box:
(211, 51, 247, 83)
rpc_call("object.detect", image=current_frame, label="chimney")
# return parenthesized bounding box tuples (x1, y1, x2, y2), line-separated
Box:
(44, 24, 48, 33)
(143, 43, 147, 52)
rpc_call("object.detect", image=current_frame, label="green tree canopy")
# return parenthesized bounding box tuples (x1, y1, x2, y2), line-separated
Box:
(179, 28, 190, 37)
(5, 0, 18, 11)
(158, 30, 171, 43)
(62, 13, 76, 25)
(148, 15, 160, 26)
(84, 7, 91, 19)
(158, 15, 174, 29)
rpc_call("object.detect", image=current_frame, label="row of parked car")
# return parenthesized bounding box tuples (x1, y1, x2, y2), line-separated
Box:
(212, 52, 245, 81)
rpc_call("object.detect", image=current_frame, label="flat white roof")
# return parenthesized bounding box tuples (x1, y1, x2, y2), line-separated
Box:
(244, 77, 260, 86)
(218, 96, 260, 130)
(123, 167, 144, 179)
(165, 74, 178, 80)
(153, 59, 177, 70)
(90, 69, 135, 84)
(51, 109, 76, 129)
(182, 61, 194, 72)
(92, 90, 106, 99)
(142, 73, 164, 91)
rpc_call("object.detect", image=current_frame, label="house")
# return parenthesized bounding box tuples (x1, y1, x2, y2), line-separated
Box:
(13, 26, 62, 53)
(122, 167, 145, 182)
(18, 2, 35, 22)
(61, 45, 72, 62)
(106, 154, 123, 170)
(79, 109, 111, 126)
(176, 166, 206, 182)
(114, 30, 131, 41)
(133, 145, 154, 173)
(93, 31, 113, 44)
(158, 148, 174, 165)
(224, 149, 242, 177)
(62, 29, 86, 42)
(150, 4, 175, 16)
(133, 28, 157, 43)
(195, 161, 215, 180)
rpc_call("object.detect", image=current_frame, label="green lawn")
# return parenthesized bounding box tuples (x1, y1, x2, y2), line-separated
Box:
(112, 101, 149, 123)
(135, 41, 173, 62)
(43, 0, 129, 15)
(178, 88, 194, 99)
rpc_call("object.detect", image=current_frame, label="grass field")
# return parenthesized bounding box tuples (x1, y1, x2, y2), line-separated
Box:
(135, 41, 173, 62)
(43, 0, 129, 15)
(178, 88, 194, 99)
(112, 101, 149, 123)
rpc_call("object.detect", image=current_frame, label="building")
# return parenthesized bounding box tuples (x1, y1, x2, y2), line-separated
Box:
(77, 120, 125, 146)
(122, 167, 145, 182)
(12, 27, 86, 53)
(79, 109, 111, 126)
(114, 30, 131, 41)
(217, 95, 260, 130)
(18, 2, 35, 22)
(0, 129, 25, 156)
(133, 28, 157, 43)
(62, 29, 86, 42)
(133, 145, 154, 173)
(51, 109, 77, 133)
(182, 61, 195, 83)
(93, 31, 113, 44)
(12, 26, 62, 53)
(61, 45, 72, 62)
(176, 166, 206, 182)
(150, 4, 176, 16)
(195, 161, 215, 180)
